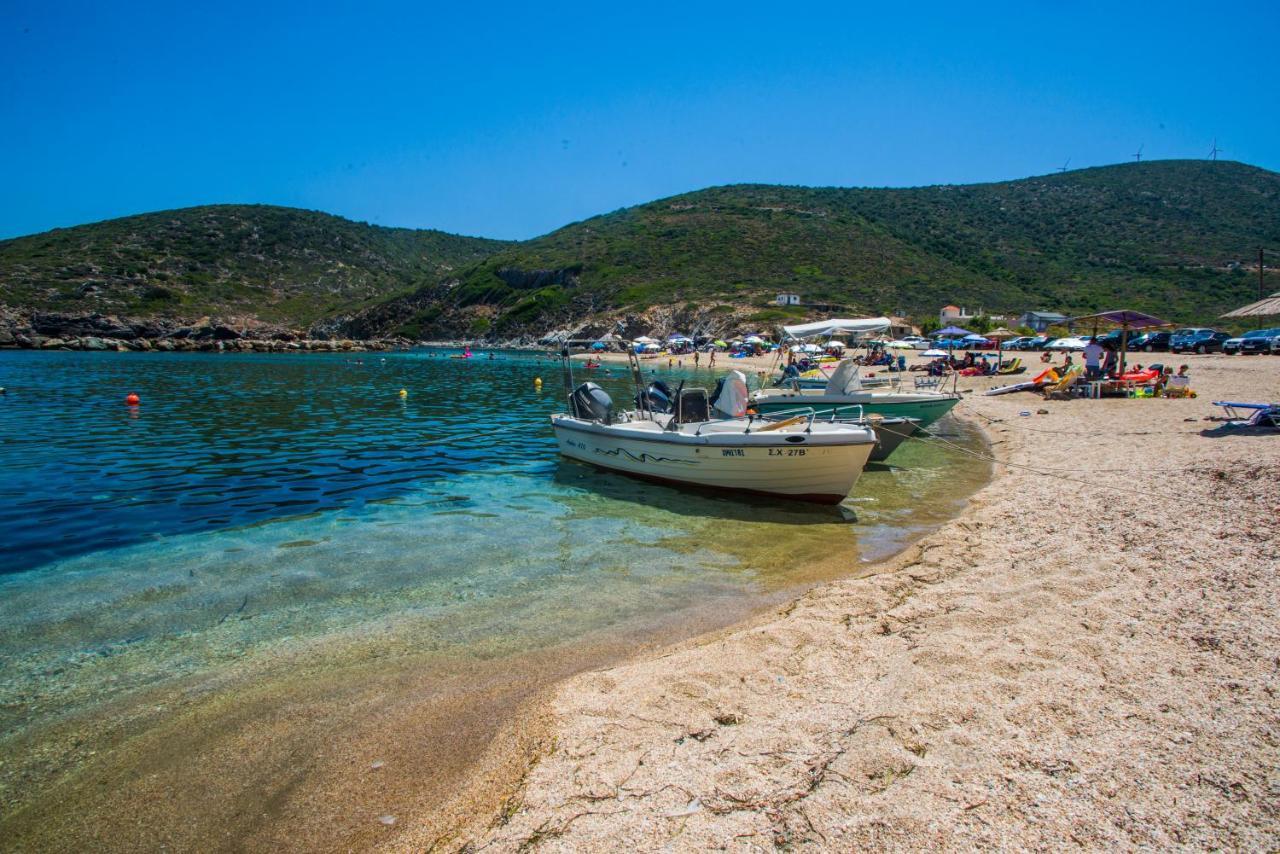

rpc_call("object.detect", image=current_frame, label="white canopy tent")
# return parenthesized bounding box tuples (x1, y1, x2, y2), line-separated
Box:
(781, 317, 892, 340)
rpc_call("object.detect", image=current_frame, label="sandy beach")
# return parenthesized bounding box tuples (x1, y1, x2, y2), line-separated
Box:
(401, 350, 1280, 850)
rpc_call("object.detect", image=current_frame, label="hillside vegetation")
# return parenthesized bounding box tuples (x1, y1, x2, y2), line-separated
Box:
(0, 205, 510, 325)
(2, 161, 1277, 339)
(366, 160, 1279, 339)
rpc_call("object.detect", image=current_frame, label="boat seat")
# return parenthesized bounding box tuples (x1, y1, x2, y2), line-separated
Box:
(676, 388, 711, 423)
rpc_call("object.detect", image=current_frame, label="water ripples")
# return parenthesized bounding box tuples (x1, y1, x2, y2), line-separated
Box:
(0, 350, 564, 572)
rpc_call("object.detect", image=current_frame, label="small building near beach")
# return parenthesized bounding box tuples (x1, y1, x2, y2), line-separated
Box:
(1018, 310, 1068, 332)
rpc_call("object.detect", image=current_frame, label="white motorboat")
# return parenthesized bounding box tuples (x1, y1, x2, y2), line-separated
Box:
(550, 368, 877, 504)
(754, 358, 961, 429)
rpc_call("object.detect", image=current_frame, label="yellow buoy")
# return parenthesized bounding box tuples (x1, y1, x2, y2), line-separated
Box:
(398, 388, 408, 397)
(534, 377, 543, 389)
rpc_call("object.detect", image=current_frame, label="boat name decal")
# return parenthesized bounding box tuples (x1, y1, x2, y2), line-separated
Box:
(596, 447, 699, 466)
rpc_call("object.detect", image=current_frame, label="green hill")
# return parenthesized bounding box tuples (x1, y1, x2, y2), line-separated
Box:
(0, 205, 510, 326)
(2, 161, 1277, 340)
(351, 160, 1279, 339)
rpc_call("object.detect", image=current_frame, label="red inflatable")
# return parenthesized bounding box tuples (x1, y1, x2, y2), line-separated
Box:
(1119, 369, 1159, 383)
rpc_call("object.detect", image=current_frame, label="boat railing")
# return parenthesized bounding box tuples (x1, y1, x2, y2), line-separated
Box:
(761, 403, 866, 424)
(693, 407, 823, 436)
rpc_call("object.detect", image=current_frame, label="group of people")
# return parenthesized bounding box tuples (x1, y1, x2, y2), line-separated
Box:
(916, 349, 998, 376)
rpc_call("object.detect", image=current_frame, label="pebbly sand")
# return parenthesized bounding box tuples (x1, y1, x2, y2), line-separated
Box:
(394, 351, 1280, 851)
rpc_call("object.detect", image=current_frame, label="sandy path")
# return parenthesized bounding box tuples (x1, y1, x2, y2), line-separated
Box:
(406, 353, 1279, 850)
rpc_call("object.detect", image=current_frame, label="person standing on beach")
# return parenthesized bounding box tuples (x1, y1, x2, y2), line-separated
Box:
(694, 350, 700, 367)
(1083, 337, 1105, 379)
(709, 350, 717, 367)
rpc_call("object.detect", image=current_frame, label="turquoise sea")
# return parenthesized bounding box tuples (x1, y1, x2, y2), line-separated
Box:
(0, 349, 987, 850)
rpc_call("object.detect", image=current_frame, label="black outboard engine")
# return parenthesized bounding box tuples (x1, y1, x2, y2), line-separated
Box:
(571, 382, 614, 423)
(635, 380, 674, 413)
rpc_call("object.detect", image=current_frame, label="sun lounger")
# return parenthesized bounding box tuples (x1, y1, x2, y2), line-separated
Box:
(1042, 368, 1082, 400)
(996, 358, 1024, 375)
(1212, 401, 1280, 428)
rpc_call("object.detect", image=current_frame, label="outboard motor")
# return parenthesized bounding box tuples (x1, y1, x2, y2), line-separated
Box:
(635, 380, 674, 414)
(571, 382, 614, 423)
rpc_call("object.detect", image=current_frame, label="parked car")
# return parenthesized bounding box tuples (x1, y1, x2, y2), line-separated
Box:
(1095, 328, 1144, 350)
(1046, 336, 1089, 351)
(888, 336, 932, 350)
(1238, 328, 1280, 355)
(1001, 336, 1035, 350)
(1130, 330, 1171, 352)
(1170, 329, 1230, 354)
(932, 336, 968, 350)
(1024, 335, 1052, 350)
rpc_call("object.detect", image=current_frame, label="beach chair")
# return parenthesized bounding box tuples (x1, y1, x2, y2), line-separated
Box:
(996, 358, 1024, 376)
(1042, 368, 1082, 400)
(1163, 375, 1193, 398)
(1212, 401, 1280, 429)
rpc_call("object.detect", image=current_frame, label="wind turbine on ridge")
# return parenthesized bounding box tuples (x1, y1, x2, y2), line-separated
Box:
(1208, 139, 1222, 161)
(1132, 144, 1143, 163)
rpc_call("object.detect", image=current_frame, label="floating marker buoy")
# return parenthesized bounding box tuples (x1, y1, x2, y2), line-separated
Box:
(125, 393, 140, 406)
(398, 388, 408, 398)
(534, 377, 542, 388)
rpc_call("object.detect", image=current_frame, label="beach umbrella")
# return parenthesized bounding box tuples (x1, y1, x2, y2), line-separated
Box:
(985, 327, 1019, 367)
(935, 325, 975, 337)
(922, 348, 948, 358)
(1068, 310, 1169, 377)
(826, 340, 846, 350)
(633, 335, 657, 344)
(713, 339, 727, 348)
(590, 341, 606, 350)
(744, 335, 764, 344)
(1221, 292, 1280, 319)
(797, 343, 822, 353)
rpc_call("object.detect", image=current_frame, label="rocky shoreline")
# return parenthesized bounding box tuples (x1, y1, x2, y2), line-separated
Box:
(0, 310, 422, 353)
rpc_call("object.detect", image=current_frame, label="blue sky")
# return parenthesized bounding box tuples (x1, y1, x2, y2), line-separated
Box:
(3, 0, 1277, 240)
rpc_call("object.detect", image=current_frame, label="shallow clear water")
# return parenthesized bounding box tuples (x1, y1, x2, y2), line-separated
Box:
(0, 349, 987, 849)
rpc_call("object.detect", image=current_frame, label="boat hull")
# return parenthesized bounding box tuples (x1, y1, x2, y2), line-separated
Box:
(866, 417, 918, 461)
(551, 416, 875, 504)
(752, 392, 959, 428)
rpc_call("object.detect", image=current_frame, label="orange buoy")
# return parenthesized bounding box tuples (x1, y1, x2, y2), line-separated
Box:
(125, 393, 141, 406)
